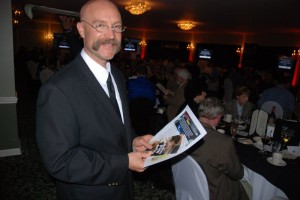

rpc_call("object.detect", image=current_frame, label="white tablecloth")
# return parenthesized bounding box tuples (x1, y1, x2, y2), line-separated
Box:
(242, 164, 288, 200)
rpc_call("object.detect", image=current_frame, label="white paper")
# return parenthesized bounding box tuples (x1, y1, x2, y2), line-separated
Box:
(156, 83, 168, 95)
(144, 105, 207, 167)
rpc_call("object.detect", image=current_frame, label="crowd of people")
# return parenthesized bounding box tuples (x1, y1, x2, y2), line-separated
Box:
(13, 0, 300, 199)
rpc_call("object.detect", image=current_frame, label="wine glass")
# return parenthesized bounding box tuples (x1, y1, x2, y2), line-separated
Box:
(271, 140, 281, 153)
(281, 132, 290, 150)
(259, 135, 271, 155)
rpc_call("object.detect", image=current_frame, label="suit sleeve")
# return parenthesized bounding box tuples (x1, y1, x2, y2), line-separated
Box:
(36, 83, 129, 186)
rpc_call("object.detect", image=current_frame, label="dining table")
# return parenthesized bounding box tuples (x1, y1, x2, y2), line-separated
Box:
(217, 119, 300, 200)
(235, 136, 300, 200)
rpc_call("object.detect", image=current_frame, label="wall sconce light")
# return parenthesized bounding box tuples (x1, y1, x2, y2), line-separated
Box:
(187, 43, 195, 50)
(13, 9, 21, 25)
(236, 47, 243, 54)
(292, 49, 300, 58)
(139, 40, 147, 47)
(45, 33, 53, 42)
(14, 10, 21, 16)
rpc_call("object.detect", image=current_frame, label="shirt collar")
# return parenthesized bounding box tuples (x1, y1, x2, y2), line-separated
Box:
(80, 49, 111, 84)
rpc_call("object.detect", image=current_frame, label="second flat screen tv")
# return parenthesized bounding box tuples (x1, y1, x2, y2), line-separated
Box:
(199, 49, 212, 59)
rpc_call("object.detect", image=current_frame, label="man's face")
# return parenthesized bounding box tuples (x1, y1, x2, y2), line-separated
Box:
(77, 1, 122, 66)
(237, 94, 249, 105)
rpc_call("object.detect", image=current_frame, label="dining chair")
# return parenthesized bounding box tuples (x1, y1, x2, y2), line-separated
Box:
(172, 155, 209, 200)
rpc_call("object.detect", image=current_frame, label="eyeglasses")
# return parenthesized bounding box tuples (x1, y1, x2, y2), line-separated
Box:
(81, 20, 126, 33)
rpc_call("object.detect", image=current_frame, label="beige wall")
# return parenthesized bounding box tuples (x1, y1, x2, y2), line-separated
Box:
(0, 0, 21, 157)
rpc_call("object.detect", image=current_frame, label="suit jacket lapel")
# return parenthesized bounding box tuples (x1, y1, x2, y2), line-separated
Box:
(76, 56, 132, 151)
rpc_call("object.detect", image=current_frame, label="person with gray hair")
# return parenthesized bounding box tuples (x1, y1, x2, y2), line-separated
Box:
(198, 97, 224, 120)
(191, 97, 249, 200)
(163, 68, 191, 121)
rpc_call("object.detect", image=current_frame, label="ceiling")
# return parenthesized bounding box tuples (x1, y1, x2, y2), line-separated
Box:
(13, 0, 300, 47)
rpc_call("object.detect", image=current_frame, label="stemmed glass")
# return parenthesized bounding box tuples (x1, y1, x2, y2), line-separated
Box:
(271, 140, 281, 153)
(259, 135, 271, 155)
(281, 132, 291, 150)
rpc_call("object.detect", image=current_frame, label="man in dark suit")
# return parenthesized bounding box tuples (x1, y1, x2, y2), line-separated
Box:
(190, 97, 249, 200)
(36, 1, 153, 200)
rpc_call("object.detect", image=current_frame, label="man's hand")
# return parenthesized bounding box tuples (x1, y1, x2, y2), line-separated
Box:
(132, 134, 153, 152)
(128, 151, 152, 172)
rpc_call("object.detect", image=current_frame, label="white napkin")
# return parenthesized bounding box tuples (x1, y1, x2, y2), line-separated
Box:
(287, 146, 300, 157)
(253, 142, 271, 152)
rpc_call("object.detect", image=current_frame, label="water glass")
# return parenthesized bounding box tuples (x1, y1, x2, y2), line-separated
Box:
(271, 140, 281, 153)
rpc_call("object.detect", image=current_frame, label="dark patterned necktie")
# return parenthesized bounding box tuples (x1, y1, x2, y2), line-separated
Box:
(107, 73, 121, 118)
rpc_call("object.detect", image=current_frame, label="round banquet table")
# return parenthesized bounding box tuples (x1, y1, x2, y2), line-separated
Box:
(235, 141, 300, 200)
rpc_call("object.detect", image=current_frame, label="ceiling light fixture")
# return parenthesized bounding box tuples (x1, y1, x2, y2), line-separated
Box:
(125, 1, 151, 15)
(177, 21, 196, 31)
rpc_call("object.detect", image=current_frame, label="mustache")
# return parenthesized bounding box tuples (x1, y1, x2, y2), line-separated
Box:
(99, 39, 119, 45)
(92, 39, 120, 51)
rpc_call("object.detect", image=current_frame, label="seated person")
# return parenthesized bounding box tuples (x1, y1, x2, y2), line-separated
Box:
(177, 78, 207, 118)
(127, 65, 157, 135)
(257, 75, 295, 119)
(163, 68, 191, 121)
(127, 65, 156, 105)
(224, 86, 255, 120)
(189, 97, 249, 200)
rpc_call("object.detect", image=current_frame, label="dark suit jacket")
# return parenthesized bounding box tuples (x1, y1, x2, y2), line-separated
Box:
(190, 122, 248, 200)
(36, 54, 134, 200)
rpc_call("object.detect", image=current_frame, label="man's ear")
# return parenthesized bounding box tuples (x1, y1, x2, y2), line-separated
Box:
(77, 22, 85, 38)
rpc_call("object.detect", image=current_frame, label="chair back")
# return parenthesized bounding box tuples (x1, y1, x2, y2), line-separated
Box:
(261, 101, 283, 118)
(172, 155, 209, 200)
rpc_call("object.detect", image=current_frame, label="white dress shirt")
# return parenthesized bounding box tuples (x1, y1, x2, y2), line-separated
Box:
(80, 50, 124, 123)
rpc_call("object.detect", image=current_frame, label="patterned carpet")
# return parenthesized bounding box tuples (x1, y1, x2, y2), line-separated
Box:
(0, 91, 175, 200)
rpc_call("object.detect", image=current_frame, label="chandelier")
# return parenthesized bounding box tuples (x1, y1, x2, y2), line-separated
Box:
(177, 21, 196, 31)
(125, 1, 151, 15)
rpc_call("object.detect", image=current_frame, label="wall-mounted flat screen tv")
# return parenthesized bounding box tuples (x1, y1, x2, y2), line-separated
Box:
(53, 33, 70, 49)
(199, 48, 212, 59)
(123, 42, 137, 52)
(278, 56, 294, 70)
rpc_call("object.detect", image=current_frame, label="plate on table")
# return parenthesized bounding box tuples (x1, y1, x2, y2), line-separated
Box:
(237, 138, 253, 145)
(223, 118, 232, 123)
(266, 157, 287, 166)
(253, 136, 261, 143)
(237, 131, 248, 137)
(237, 124, 247, 130)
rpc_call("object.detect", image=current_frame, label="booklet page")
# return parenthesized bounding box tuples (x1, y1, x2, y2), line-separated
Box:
(144, 105, 207, 167)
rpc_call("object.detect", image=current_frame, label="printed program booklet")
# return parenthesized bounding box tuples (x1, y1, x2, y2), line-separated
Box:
(144, 105, 207, 167)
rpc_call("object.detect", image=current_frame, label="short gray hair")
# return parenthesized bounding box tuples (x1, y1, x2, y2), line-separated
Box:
(175, 68, 191, 80)
(198, 97, 224, 119)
